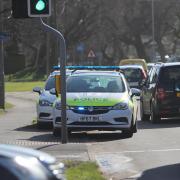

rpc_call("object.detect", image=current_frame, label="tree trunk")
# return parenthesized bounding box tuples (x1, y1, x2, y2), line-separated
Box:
(157, 40, 166, 62)
(133, 34, 149, 61)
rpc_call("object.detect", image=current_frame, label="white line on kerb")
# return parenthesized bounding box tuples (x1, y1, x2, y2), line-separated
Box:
(122, 148, 180, 153)
(93, 148, 180, 155)
(56, 155, 82, 158)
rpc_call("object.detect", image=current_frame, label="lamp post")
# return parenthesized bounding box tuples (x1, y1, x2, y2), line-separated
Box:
(0, 0, 5, 109)
(151, 0, 156, 61)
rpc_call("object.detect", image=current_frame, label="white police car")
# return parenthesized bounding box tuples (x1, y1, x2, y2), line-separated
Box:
(33, 69, 72, 128)
(52, 69, 140, 138)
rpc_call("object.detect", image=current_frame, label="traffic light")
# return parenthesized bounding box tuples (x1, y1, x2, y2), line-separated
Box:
(12, 0, 29, 18)
(28, 0, 51, 17)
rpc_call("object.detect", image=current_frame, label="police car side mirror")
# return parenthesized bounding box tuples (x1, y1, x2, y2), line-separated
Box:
(49, 88, 58, 96)
(33, 87, 42, 94)
(131, 88, 141, 97)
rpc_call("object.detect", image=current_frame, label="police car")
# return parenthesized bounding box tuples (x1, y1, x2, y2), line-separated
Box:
(52, 68, 140, 138)
(33, 69, 72, 128)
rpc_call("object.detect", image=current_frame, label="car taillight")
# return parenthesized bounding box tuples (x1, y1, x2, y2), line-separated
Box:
(156, 88, 166, 100)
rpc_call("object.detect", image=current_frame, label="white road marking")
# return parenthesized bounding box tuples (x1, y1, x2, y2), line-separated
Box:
(92, 148, 180, 155)
(122, 148, 180, 153)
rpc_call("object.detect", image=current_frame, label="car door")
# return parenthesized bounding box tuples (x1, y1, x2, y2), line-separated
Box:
(142, 66, 157, 114)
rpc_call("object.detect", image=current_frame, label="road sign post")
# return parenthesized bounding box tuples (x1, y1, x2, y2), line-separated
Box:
(40, 18, 67, 144)
(0, 40, 5, 110)
(0, 1, 5, 110)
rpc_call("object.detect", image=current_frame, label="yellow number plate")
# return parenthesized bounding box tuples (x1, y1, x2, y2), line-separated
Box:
(177, 92, 180, 97)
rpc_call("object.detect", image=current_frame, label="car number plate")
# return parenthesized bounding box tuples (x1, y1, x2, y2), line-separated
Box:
(129, 82, 139, 86)
(79, 116, 102, 122)
(177, 92, 180, 97)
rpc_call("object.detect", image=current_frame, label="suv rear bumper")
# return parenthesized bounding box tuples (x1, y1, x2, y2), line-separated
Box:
(158, 105, 180, 118)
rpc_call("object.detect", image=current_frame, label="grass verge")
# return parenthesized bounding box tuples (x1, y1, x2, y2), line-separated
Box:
(0, 102, 14, 115)
(5, 81, 45, 92)
(65, 161, 105, 180)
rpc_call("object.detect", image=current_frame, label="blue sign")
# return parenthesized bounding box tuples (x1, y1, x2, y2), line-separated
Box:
(0, 32, 10, 41)
(76, 42, 85, 53)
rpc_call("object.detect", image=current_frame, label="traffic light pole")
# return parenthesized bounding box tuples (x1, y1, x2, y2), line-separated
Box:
(40, 18, 67, 144)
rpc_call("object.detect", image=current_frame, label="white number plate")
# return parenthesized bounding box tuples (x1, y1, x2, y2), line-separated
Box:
(79, 116, 102, 122)
(129, 82, 139, 86)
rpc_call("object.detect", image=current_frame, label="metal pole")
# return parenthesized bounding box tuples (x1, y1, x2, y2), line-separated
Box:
(0, 0, 5, 110)
(152, 0, 155, 61)
(46, 18, 51, 76)
(40, 18, 67, 144)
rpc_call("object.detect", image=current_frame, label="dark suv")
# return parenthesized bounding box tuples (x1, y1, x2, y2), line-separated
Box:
(141, 62, 180, 123)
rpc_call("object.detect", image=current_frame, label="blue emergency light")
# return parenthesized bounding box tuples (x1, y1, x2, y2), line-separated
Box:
(78, 107, 85, 110)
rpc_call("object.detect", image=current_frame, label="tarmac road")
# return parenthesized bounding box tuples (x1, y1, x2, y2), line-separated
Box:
(1, 92, 180, 180)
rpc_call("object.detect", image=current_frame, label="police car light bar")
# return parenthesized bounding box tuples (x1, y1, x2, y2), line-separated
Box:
(53, 65, 121, 70)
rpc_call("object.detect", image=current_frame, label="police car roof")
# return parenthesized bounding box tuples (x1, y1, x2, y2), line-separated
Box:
(50, 70, 73, 76)
(70, 70, 122, 76)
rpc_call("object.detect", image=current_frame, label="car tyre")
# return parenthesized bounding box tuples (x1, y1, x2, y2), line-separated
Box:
(150, 103, 161, 123)
(37, 121, 44, 129)
(122, 130, 133, 138)
(68, 129, 71, 135)
(133, 121, 137, 133)
(122, 119, 135, 138)
(141, 101, 150, 121)
(142, 113, 150, 121)
(53, 128, 61, 137)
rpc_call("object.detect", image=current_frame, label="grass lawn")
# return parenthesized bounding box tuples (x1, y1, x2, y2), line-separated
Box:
(5, 81, 45, 92)
(65, 161, 105, 180)
(0, 102, 14, 115)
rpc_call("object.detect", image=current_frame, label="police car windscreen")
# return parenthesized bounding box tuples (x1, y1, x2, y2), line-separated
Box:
(67, 75, 125, 93)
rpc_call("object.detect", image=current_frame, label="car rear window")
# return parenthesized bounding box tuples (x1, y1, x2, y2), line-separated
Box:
(159, 66, 180, 82)
(122, 68, 143, 83)
(67, 75, 125, 93)
(159, 66, 180, 90)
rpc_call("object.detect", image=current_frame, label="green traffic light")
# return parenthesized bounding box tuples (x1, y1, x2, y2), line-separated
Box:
(35, 0, 46, 11)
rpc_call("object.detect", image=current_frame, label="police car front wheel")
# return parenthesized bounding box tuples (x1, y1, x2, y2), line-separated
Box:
(121, 120, 136, 138)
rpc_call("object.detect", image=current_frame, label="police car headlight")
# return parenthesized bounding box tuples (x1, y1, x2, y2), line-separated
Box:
(39, 100, 52, 106)
(112, 102, 128, 110)
(55, 102, 61, 110)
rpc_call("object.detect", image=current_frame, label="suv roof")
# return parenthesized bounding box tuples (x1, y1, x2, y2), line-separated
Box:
(119, 64, 144, 69)
(119, 58, 148, 72)
(163, 62, 180, 67)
